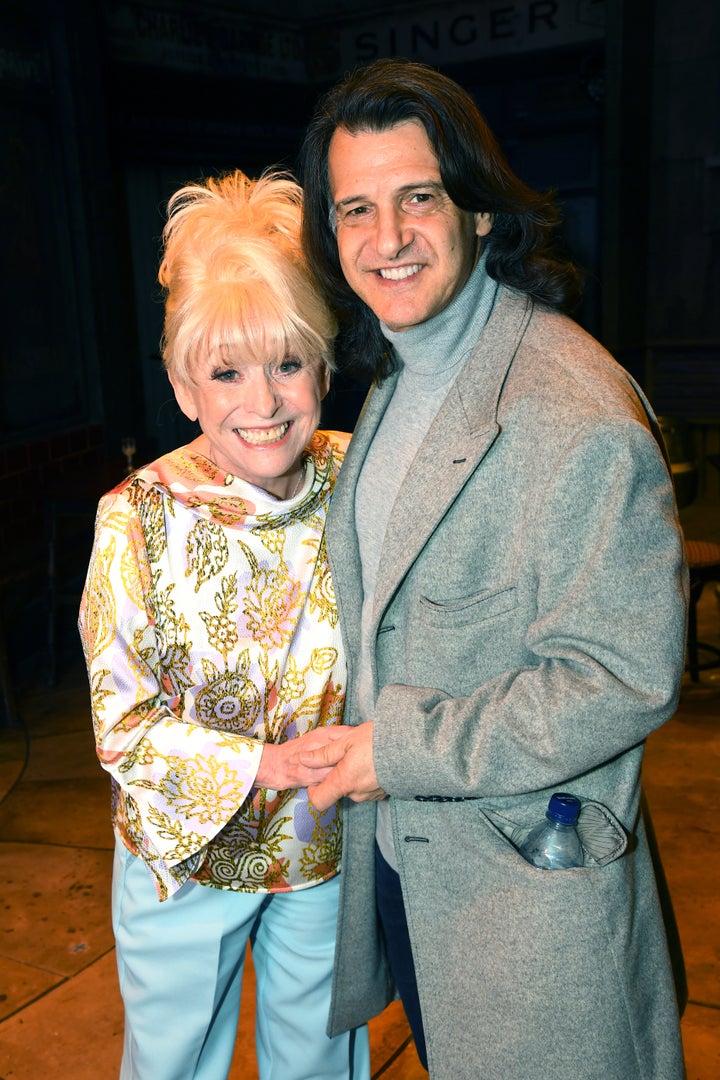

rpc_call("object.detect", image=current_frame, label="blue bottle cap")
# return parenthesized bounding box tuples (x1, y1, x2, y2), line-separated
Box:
(547, 792, 581, 825)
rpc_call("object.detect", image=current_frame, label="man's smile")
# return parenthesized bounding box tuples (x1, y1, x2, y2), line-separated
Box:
(377, 264, 423, 281)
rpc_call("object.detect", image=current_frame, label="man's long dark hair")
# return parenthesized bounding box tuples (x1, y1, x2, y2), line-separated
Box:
(299, 58, 584, 380)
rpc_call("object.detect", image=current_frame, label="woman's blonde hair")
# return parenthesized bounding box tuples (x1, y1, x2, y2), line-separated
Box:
(158, 169, 337, 384)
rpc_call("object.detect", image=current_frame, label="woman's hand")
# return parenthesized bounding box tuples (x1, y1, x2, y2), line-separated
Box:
(254, 726, 347, 790)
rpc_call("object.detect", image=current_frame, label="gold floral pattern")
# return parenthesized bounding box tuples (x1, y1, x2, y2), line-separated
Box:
(186, 519, 229, 590)
(243, 564, 304, 649)
(194, 659, 261, 734)
(78, 430, 349, 899)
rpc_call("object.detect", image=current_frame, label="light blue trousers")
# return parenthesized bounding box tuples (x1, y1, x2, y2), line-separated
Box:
(112, 841, 370, 1080)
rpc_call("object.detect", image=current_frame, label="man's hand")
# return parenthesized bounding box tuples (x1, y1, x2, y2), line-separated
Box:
(254, 726, 346, 790)
(299, 722, 387, 812)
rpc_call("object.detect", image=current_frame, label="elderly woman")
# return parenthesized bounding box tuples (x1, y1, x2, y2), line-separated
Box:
(78, 170, 370, 1080)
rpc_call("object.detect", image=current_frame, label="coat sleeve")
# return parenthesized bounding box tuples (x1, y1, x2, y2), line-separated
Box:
(372, 417, 688, 799)
(78, 489, 263, 879)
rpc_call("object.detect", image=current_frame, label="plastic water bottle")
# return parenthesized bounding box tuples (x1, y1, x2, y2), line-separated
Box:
(518, 792, 583, 869)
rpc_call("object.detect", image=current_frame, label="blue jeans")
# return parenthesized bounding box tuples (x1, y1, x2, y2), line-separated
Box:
(375, 844, 428, 1070)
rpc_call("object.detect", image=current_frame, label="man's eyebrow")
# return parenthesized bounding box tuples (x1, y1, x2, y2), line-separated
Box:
(334, 194, 366, 211)
(335, 179, 446, 211)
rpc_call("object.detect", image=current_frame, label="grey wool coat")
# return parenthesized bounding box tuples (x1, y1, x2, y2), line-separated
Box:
(325, 288, 688, 1079)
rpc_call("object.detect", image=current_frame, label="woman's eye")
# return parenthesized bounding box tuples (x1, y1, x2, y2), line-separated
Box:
(275, 358, 302, 377)
(211, 368, 239, 382)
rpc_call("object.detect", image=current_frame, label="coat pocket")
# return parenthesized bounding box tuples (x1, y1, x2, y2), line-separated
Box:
(417, 583, 518, 627)
(480, 798, 628, 868)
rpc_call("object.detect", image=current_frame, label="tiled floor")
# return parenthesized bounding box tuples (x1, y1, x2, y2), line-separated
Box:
(0, 503, 719, 1079)
(0, 662, 425, 1079)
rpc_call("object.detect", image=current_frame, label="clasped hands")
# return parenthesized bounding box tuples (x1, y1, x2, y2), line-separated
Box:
(257, 722, 386, 812)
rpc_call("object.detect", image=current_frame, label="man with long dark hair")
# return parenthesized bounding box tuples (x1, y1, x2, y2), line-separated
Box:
(299, 59, 687, 1079)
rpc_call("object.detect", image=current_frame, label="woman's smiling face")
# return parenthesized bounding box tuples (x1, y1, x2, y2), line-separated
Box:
(171, 352, 329, 499)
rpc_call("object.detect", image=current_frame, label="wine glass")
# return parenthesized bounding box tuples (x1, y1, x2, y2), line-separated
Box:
(121, 435, 137, 474)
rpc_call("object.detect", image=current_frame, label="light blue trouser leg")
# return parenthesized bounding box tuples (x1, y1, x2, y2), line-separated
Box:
(112, 841, 369, 1080)
(251, 876, 370, 1080)
(113, 840, 254, 1079)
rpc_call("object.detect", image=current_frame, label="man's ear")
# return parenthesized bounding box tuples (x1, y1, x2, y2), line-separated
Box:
(168, 372, 198, 422)
(475, 211, 494, 238)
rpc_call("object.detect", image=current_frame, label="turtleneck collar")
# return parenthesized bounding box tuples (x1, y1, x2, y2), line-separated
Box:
(380, 251, 499, 379)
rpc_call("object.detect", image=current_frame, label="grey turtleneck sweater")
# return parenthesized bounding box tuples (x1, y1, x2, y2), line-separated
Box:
(353, 254, 500, 869)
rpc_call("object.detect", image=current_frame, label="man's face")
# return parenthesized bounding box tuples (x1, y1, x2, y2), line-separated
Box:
(328, 120, 492, 332)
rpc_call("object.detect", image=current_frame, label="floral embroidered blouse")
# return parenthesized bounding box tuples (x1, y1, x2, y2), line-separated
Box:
(79, 430, 349, 900)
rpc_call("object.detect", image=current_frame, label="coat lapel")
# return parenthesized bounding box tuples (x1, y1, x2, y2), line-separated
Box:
(325, 374, 398, 651)
(374, 289, 533, 621)
(326, 288, 534, 638)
